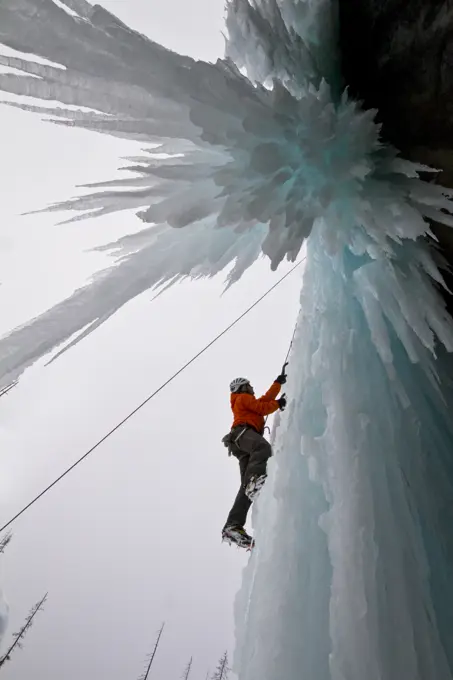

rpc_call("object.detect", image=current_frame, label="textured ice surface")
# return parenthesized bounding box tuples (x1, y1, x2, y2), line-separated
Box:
(1, 0, 453, 385)
(2, 1, 453, 679)
(235, 234, 453, 680)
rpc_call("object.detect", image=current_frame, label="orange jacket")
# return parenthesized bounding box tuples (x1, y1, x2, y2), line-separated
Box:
(231, 382, 281, 433)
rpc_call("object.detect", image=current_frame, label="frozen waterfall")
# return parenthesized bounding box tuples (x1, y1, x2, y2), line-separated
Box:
(235, 231, 453, 679)
(1, 1, 453, 678)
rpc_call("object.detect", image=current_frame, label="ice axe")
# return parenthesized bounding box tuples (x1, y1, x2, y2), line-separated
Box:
(276, 361, 289, 385)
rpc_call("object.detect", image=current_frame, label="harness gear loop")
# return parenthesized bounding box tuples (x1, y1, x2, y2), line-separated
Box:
(222, 426, 248, 456)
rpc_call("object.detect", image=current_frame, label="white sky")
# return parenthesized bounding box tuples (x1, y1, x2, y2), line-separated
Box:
(0, 1, 302, 678)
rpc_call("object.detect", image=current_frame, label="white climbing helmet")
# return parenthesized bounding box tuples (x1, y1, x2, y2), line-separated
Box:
(230, 377, 250, 393)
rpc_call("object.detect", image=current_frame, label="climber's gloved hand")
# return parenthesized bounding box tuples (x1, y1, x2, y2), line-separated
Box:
(275, 362, 288, 384)
(277, 394, 287, 411)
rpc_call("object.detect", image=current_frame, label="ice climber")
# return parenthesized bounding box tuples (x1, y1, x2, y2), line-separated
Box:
(221, 370, 287, 548)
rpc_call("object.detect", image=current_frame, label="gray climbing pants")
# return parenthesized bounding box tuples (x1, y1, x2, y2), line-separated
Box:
(224, 426, 272, 529)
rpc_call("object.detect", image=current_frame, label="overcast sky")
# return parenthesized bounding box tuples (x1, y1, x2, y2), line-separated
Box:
(0, 1, 302, 678)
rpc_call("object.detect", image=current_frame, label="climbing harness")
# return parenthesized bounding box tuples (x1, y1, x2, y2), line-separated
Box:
(222, 426, 248, 456)
(0, 258, 305, 534)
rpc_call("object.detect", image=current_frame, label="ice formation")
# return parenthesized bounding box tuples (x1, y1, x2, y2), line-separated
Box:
(2, 1, 453, 678)
(235, 234, 453, 679)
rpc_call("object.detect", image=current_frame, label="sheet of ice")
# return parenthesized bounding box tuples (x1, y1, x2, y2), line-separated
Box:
(235, 230, 453, 679)
(1, 0, 453, 388)
(2, 2, 453, 679)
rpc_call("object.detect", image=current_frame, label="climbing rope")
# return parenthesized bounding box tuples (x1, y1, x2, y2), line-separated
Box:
(0, 258, 305, 534)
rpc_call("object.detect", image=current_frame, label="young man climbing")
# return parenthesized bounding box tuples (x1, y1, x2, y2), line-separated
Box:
(221, 369, 287, 549)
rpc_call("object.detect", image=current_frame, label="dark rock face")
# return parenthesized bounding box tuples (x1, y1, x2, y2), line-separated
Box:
(339, 0, 453, 309)
(339, 1, 453, 151)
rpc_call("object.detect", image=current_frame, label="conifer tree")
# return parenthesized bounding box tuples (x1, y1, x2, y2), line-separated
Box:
(137, 622, 165, 680)
(0, 534, 12, 554)
(181, 656, 193, 679)
(0, 593, 47, 669)
(211, 651, 229, 680)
